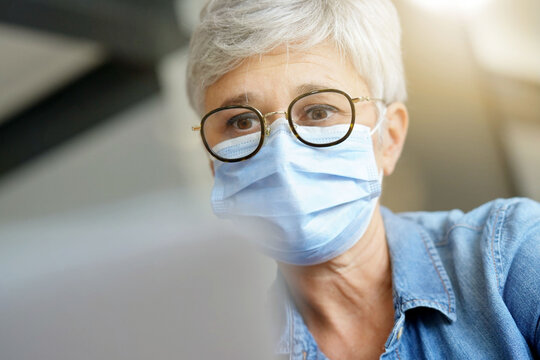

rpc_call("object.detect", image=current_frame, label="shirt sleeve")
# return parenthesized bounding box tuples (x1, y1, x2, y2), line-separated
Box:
(501, 198, 540, 357)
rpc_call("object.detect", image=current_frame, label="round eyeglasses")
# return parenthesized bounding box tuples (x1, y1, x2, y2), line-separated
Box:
(192, 89, 383, 163)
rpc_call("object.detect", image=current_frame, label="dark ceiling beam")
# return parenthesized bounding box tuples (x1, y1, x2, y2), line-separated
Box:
(0, 60, 160, 180)
(0, 0, 188, 63)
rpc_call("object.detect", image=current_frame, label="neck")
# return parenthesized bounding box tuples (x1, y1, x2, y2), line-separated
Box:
(278, 204, 393, 330)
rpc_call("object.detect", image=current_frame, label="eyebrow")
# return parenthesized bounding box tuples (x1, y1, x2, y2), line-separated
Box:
(294, 83, 336, 95)
(219, 92, 257, 107)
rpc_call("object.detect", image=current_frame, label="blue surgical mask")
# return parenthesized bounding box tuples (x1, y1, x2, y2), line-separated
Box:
(211, 118, 383, 265)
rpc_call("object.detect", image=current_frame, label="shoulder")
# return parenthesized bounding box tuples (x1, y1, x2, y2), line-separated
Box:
(466, 198, 540, 295)
(389, 198, 540, 297)
(491, 199, 540, 353)
(449, 198, 540, 282)
(481, 198, 540, 274)
(472, 197, 540, 237)
(395, 197, 540, 249)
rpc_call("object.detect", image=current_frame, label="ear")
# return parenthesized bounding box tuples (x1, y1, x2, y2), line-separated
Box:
(381, 102, 408, 176)
(209, 160, 215, 177)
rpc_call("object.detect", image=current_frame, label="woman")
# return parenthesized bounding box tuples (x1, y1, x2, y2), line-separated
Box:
(186, 0, 540, 359)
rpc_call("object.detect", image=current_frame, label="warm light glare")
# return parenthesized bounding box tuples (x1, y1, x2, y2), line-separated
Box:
(407, 0, 493, 14)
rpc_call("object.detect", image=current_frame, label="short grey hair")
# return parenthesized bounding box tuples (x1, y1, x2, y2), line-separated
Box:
(186, 0, 407, 116)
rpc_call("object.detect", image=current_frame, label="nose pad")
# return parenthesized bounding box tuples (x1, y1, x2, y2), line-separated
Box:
(267, 118, 292, 140)
(269, 117, 289, 128)
(263, 111, 288, 133)
(261, 118, 289, 146)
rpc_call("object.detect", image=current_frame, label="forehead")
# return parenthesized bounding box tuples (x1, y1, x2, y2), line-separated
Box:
(204, 41, 370, 112)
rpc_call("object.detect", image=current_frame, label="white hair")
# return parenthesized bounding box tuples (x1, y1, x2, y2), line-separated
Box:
(186, 0, 407, 116)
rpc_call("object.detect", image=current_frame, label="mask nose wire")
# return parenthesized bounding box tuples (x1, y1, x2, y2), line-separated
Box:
(262, 111, 288, 136)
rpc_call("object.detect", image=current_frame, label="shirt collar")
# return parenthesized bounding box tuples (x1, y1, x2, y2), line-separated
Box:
(381, 206, 456, 322)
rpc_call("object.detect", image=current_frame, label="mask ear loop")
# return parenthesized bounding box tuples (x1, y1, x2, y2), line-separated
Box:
(369, 105, 388, 136)
(368, 103, 387, 183)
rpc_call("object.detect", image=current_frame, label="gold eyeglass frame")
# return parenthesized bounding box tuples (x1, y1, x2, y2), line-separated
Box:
(191, 88, 383, 163)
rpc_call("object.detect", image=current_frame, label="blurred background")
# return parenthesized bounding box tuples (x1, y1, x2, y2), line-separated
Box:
(0, 0, 538, 359)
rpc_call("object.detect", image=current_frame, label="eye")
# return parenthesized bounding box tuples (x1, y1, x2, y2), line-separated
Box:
(227, 112, 259, 131)
(304, 104, 338, 121)
(234, 118, 252, 130)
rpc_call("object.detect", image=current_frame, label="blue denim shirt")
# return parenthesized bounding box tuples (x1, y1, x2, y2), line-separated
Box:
(271, 198, 540, 359)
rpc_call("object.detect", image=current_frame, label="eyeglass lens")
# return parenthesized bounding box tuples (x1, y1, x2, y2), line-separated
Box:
(202, 108, 263, 161)
(290, 91, 352, 145)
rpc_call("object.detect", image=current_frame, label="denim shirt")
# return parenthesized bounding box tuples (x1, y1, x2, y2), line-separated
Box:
(271, 198, 540, 359)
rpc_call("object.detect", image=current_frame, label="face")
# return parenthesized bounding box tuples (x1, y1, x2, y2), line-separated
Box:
(204, 41, 408, 176)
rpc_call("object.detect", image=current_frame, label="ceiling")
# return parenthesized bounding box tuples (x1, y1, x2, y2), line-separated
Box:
(0, 0, 185, 178)
(0, 24, 104, 125)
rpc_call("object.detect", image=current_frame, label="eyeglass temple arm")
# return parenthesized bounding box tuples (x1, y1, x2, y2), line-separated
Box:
(352, 96, 383, 103)
(192, 125, 201, 131)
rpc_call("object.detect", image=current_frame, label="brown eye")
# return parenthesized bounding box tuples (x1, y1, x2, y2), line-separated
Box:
(311, 108, 328, 120)
(304, 104, 338, 122)
(226, 112, 258, 131)
(236, 118, 252, 130)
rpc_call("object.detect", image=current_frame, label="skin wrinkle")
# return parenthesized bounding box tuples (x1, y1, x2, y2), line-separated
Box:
(243, 56, 251, 105)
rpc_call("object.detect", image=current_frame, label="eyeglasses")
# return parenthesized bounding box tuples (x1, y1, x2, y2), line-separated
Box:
(192, 88, 383, 163)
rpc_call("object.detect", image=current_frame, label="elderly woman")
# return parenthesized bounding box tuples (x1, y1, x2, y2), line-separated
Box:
(186, 0, 540, 359)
